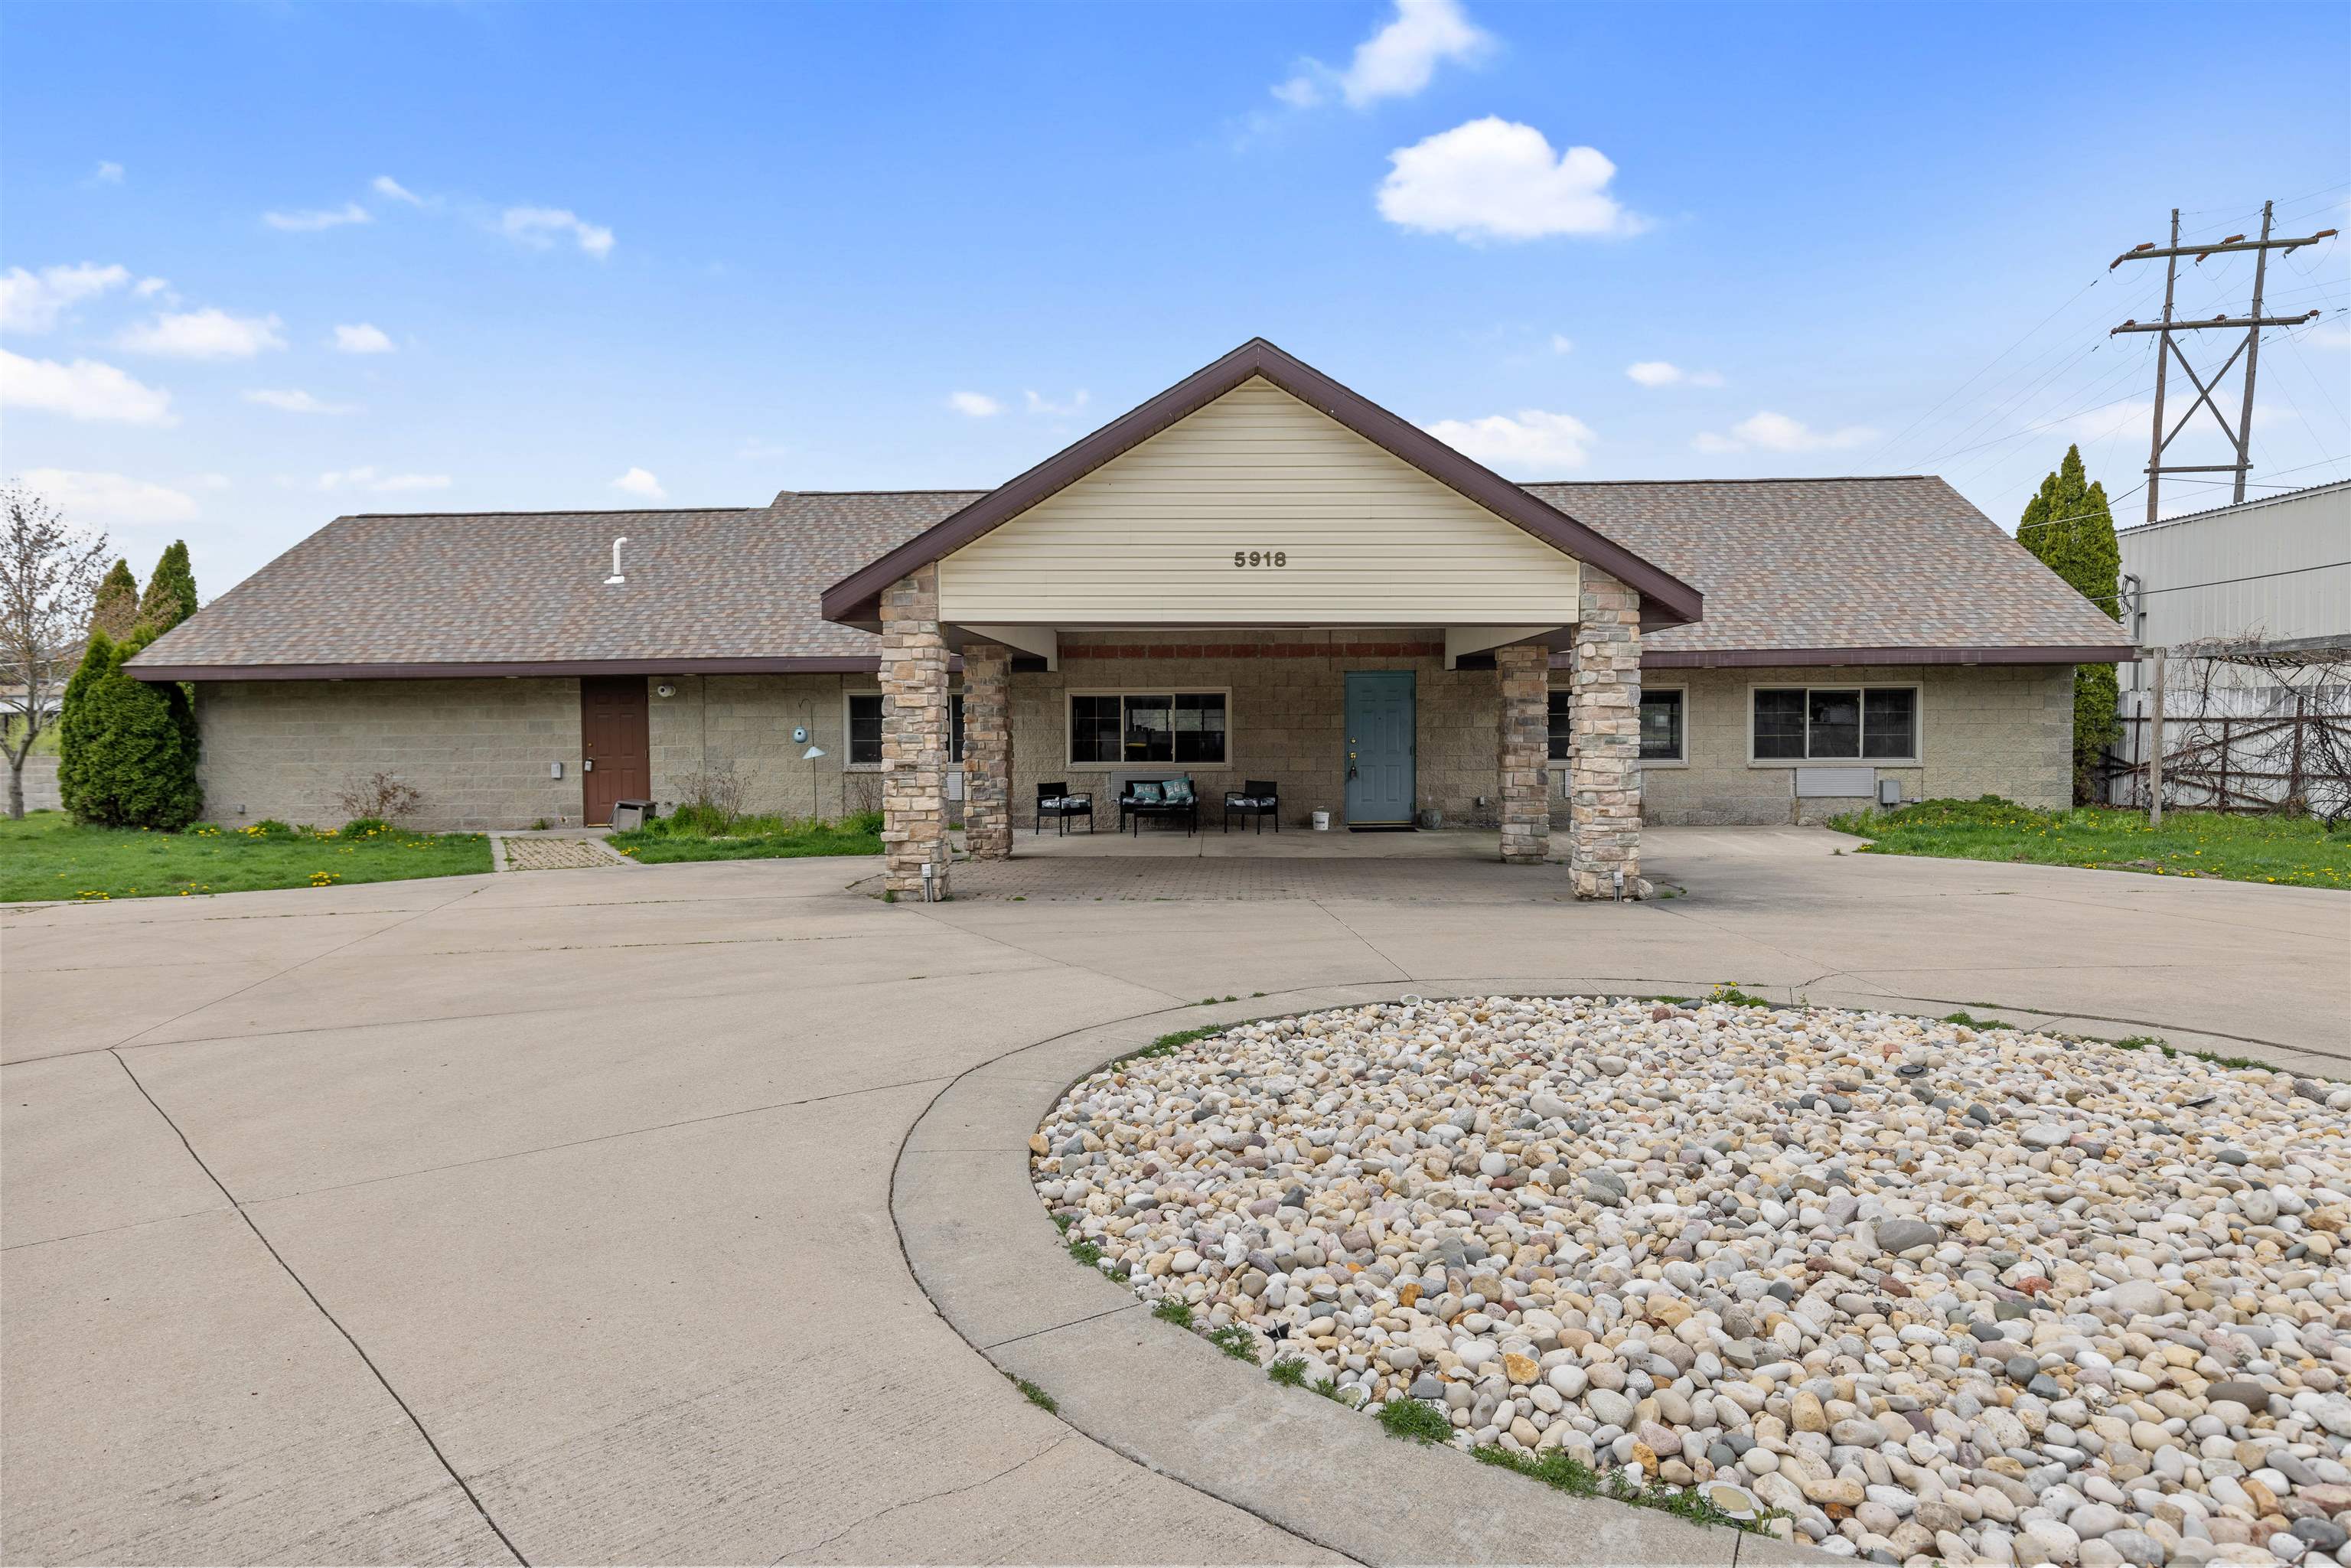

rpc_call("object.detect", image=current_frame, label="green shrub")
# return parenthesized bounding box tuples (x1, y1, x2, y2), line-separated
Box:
(57, 631, 201, 830)
(134, 541, 200, 636)
(341, 817, 393, 838)
(845, 808, 883, 836)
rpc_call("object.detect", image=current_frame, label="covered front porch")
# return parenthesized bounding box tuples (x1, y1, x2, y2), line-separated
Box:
(817, 340, 1705, 904)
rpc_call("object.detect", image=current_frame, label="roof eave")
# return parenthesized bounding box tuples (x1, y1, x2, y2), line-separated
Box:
(1632, 643, 2139, 669)
(126, 655, 886, 682)
(818, 337, 1704, 629)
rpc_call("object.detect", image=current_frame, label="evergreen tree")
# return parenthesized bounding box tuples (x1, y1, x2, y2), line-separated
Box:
(2018, 445, 2122, 803)
(90, 559, 140, 641)
(57, 628, 202, 830)
(135, 540, 198, 635)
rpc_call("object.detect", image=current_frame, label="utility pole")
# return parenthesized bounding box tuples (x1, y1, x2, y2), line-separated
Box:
(2109, 201, 2335, 522)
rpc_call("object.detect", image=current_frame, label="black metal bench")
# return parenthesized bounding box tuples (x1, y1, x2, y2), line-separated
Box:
(1116, 779, 1198, 836)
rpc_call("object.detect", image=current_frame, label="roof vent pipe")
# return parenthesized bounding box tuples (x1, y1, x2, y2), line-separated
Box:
(604, 536, 628, 585)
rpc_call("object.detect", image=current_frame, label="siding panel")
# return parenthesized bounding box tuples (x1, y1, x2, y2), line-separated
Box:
(937, 377, 1583, 625)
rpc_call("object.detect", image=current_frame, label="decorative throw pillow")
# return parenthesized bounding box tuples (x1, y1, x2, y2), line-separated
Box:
(1162, 777, 1194, 805)
(1130, 781, 1162, 804)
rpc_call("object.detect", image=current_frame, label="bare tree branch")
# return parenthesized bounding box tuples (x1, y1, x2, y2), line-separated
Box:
(1, 481, 110, 817)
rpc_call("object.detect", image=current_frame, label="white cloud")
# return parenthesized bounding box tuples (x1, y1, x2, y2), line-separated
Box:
(1550, 334, 1575, 355)
(91, 161, 125, 185)
(332, 322, 395, 354)
(133, 276, 169, 298)
(1378, 118, 1645, 243)
(315, 467, 452, 494)
(946, 390, 1003, 417)
(264, 201, 373, 232)
(372, 174, 425, 205)
(501, 206, 615, 258)
(21, 468, 199, 526)
(0, 262, 132, 332)
(1694, 411, 1876, 454)
(1276, 0, 1491, 109)
(2313, 325, 2351, 351)
(1421, 409, 1595, 475)
(244, 388, 360, 416)
(116, 307, 285, 359)
(1024, 388, 1091, 416)
(1626, 360, 1725, 389)
(611, 466, 666, 500)
(0, 348, 175, 425)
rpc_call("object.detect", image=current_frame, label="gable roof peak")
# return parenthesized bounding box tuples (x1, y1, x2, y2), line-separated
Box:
(819, 337, 1701, 628)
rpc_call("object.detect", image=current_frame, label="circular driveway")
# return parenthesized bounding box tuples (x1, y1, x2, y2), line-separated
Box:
(4, 831, 2344, 1564)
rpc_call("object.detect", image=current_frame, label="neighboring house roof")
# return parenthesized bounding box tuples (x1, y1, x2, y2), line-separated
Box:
(2117, 478, 2351, 536)
(1524, 477, 2136, 667)
(820, 338, 1707, 631)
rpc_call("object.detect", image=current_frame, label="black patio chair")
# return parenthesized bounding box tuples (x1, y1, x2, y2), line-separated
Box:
(1035, 781, 1095, 836)
(1223, 780, 1280, 833)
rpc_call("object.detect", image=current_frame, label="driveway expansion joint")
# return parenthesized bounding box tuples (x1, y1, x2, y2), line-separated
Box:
(103, 1047, 529, 1566)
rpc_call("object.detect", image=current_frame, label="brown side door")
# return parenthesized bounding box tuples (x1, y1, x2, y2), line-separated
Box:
(579, 676, 651, 825)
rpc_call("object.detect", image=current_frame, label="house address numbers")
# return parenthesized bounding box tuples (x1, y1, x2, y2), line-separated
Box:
(1232, 550, 1289, 568)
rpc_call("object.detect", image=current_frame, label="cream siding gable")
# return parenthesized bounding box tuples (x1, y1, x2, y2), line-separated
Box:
(936, 377, 1582, 626)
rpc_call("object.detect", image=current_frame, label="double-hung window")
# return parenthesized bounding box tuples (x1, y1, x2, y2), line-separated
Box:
(1069, 693, 1228, 766)
(1752, 686, 1916, 761)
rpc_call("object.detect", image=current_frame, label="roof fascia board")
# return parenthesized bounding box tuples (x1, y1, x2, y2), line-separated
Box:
(1626, 644, 2139, 670)
(818, 338, 1704, 627)
(126, 656, 887, 683)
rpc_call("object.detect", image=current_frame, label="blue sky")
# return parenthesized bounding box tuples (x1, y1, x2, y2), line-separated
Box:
(5, 0, 2346, 595)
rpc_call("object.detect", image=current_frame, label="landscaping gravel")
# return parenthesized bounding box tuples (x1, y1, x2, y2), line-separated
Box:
(1030, 995, 2351, 1566)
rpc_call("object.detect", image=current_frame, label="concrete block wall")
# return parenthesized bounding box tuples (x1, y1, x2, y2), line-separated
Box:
(1629, 663, 2075, 826)
(645, 673, 882, 822)
(194, 679, 582, 831)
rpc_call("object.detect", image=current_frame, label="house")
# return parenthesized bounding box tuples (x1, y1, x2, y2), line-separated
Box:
(2108, 478, 2351, 810)
(128, 339, 2132, 896)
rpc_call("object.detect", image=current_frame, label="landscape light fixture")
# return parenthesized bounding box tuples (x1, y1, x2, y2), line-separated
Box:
(802, 743, 826, 761)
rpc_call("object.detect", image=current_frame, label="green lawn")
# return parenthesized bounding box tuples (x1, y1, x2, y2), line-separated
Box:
(1829, 797, 2349, 891)
(0, 810, 492, 901)
(607, 808, 882, 865)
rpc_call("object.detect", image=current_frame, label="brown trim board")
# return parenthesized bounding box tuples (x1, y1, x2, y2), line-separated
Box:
(127, 656, 889, 682)
(817, 337, 1706, 631)
(1628, 644, 2138, 670)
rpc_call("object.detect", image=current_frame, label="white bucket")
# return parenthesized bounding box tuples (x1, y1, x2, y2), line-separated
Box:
(1312, 810, 1332, 831)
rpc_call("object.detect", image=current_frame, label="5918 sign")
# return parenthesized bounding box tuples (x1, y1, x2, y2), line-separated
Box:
(1232, 550, 1288, 568)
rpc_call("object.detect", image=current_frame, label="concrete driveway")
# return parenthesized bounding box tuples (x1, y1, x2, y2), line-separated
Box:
(4, 830, 2346, 1565)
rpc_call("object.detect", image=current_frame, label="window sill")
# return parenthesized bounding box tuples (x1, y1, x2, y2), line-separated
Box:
(1745, 758, 1919, 769)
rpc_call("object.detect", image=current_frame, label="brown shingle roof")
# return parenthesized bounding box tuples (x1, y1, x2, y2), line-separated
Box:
(131, 493, 978, 676)
(132, 476, 2131, 679)
(1524, 476, 2133, 666)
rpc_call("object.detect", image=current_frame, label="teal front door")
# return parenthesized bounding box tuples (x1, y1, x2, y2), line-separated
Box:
(1344, 671, 1416, 826)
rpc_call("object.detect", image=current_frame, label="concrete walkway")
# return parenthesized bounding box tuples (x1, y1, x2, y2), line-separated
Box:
(3, 830, 2345, 1564)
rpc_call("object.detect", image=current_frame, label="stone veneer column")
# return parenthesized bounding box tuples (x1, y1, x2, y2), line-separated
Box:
(961, 641, 1012, 862)
(1570, 566, 1643, 898)
(879, 566, 952, 898)
(1495, 641, 1550, 864)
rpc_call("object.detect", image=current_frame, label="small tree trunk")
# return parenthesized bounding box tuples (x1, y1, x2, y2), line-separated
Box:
(6, 754, 24, 820)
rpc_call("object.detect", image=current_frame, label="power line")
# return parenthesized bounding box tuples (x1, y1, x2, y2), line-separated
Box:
(2082, 559, 2349, 608)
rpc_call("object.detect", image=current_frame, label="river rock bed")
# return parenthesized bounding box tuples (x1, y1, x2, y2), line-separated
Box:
(1030, 996, 2351, 1566)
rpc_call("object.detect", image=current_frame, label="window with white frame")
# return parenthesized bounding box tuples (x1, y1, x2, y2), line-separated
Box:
(1549, 688, 1686, 762)
(1752, 686, 1916, 761)
(1068, 692, 1227, 766)
(845, 692, 963, 766)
